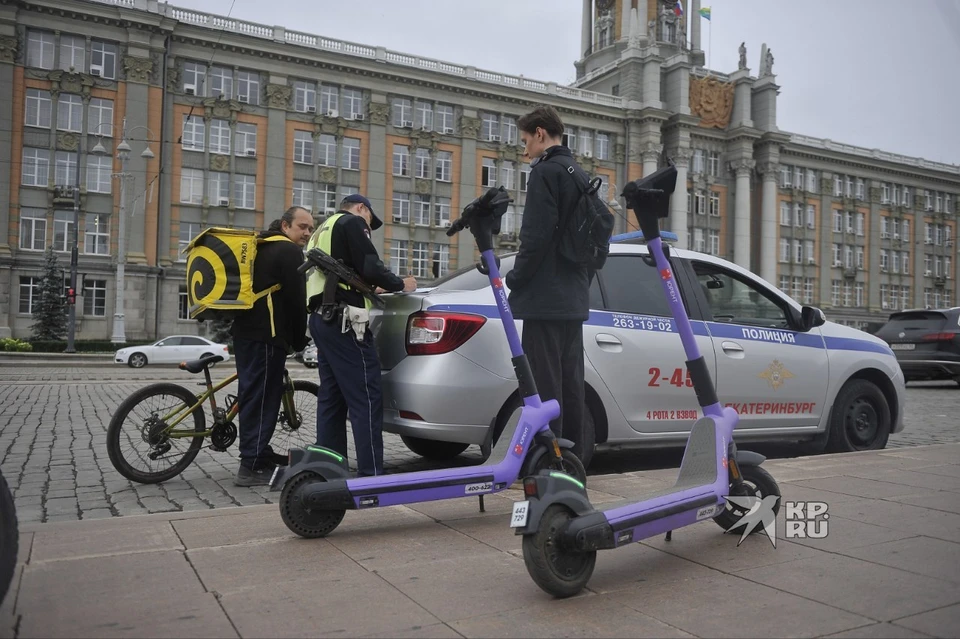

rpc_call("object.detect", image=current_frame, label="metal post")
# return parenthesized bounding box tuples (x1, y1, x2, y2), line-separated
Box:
(65, 147, 82, 352)
(110, 150, 128, 345)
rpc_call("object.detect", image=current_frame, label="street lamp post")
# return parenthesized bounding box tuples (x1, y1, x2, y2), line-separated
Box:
(91, 117, 155, 346)
(64, 139, 83, 353)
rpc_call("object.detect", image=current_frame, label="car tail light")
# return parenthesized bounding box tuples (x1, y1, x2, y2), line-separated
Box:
(921, 332, 958, 341)
(406, 311, 486, 356)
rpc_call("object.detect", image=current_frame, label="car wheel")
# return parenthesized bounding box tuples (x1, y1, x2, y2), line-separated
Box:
(826, 379, 891, 453)
(200, 352, 217, 367)
(128, 352, 147, 369)
(400, 435, 469, 460)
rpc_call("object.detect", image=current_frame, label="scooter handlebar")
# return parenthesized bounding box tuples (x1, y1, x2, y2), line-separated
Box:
(621, 161, 678, 241)
(446, 186, 513, 236)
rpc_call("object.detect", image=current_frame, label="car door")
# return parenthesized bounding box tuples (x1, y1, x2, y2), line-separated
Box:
(583, 252, 718, 435)
(689, 259, 828, 431)
(179, 336, 211, 360)
(151, 337, 182, 363)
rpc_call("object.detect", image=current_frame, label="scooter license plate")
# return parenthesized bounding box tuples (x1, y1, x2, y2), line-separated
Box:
(510, 500, 530, 528)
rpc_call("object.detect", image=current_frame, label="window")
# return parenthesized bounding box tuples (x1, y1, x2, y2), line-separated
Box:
(209, 66, 233, 99)
(392, 194, 410, 223)
(234, 122, 257, 156)
(692, 149, 705, 174)
(27, 31, 54, 69)
(708, 151, 720, 177)
(832, 210, 842, 232)
(84, 215, 109, 255)
(236, 70, 259, 105)
(86, 155, 111, 193)
(856, 212, 864, 236)
(83, 279, 106, 316)
(708, 231, 720, 256)
(392, 144, 409, 176)
(436, 105, 454, 133)
(520, 164, 531, 192)
(856, 247, 864, 269)
(54, 151, 77, 186)
(434, 197, 450, 227)
(694, 229, 706, 252)
(805, 240, 815, 264)
(180, 168, 204, 204)
(19, 277, 40, 314)
(317, 135, 336, 166)
(412, 242, 430, 277)
(182, 116, 205, 152)
(432, 244, 450, 278)
(183, 61, 206, 94)
(209, 119, 231, 155)
(804, 279, 814, 305)
(90, 40, 117, 79)
(25, 89, 52, 128)
(501, 163, 516, 191)
(709, 192, 720, 217)
(389, 239, 408, 274)
(694, 193, 705, 216)
(902, 251, 910, 275)
(794, 239, 803, 264)
(414, 195, 431, 226)
(88, 98, 113, 137)
(294, 81, 316, 112)
(855, 282, 864, 307)
(292, 180, 312, 210)
(234, 175, 256, 209)
(392, 98, 413, 127)
(59, 34, 85, 72)
(806, 205, 815, 229)
(435, 151, 452, 182)
(482, 158, 497, 187)
(780, 166, 791, 188)
(780, 202, 790, 226)
(502, 116, 517, 145)
(779, 238, 789, 263)
(693, 261, 790, 328)
(415, 148, 431, 179)
(53, 211, 73, 252)
(342, 137, 360, 170)
(414, 101, 433, 131)
(320, 85, 338, 115)
(481, 113, 499, 141)
(178, 222, 200, 261)
(207, 171, 229, 205)
(806, 170, 817, 193)
(599, 255, 677, 317)
(19, 208, 46, 251)
(294, 131, 313, 164)
(596, 133, 610, 160)
(342, 88, 363, 119)
(57, 94, 82, 132)
(22, 148, 50, 186)
(179, 286, 190, 320)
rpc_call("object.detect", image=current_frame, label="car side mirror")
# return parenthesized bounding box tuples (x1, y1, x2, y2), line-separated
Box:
(799, 306, 826, 332)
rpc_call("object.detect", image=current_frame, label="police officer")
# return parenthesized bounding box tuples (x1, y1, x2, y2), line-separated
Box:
(305, 194, 416, 477)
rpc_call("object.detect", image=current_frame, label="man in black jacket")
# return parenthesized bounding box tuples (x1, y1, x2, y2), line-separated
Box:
(306, 194, 416, 477)
(505, 105, 593, 467)
(231, 206, 313, 486)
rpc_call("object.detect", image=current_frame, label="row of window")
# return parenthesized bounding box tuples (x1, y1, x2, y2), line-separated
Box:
(19, 276, 106, 316)
(779, 165, 820, 192)
(24, 90, 114, 135)
(26, 30, 118, 79)
(180, 169, 256, 209)
(392, 145, 454, 181)
(391, 194, 452, 227)
(17, 210, 109, 254)
(690, 150, 722, 178)
(21, 148, 113, 191)
(181, 116, 259, 157)
(689, 190, 722, 217)
(388, 240, 450, 279)
(181, 60, 261, 105)
(289, 130, 361, 169)
(691, 228, 722, 256)
(290, 182, 359, 215)
(778, 276, 817, 305)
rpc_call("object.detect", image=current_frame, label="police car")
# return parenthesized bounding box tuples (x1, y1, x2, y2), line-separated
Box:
(370, 233, 906, 469)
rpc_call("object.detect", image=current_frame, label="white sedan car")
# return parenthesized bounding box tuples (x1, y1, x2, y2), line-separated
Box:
(114, 335, 230, 368)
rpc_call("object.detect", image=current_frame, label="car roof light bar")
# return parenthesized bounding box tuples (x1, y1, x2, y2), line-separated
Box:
(610, 230, 679, 244)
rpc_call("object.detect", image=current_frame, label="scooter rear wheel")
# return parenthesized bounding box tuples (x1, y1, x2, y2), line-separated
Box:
(713, 465, 781, 534)
(279, 471, 346, 539)
(529, 448, 587, 486)
(522, 504, 596, 599)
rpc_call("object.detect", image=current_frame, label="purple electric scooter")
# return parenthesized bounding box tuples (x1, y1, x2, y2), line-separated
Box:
(512, 161, 782, 598)
(271, 186, 587, 539)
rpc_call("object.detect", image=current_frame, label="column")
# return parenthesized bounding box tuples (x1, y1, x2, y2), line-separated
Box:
(264, 77, 290, 218)
(641, 143, 661, 177)
(759, 162, 778, 284)
(691, 0, 701, 50)
(581, 0, 592, 56)
(731, 159, 755, 271)
(637, 0, 649, 38)
(670, 149, 691, 249)
(620, 0, 631, 41)
(0, 33, 14, 258)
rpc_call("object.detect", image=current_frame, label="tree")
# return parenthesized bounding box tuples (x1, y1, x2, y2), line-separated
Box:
(30, 247, 68, 341)
(208, 317, 233, 346)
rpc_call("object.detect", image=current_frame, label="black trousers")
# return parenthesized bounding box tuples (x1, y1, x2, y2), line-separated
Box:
(521, 319, 586, 460)
(234, 336, 288, 471)
(309, 312, 384, 477)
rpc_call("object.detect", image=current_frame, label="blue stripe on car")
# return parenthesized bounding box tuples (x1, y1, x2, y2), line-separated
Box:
(427, 304, 894, 356)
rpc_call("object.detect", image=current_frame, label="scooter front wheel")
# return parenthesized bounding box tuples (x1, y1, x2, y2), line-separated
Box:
(529, 448, 587, 486)
(522, 504, 596, 599)
(713, 465, 781, 533)
(279, 471, 346, 539)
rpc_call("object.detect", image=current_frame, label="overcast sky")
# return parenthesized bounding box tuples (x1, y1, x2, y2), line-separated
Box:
(171, 0, 960, 167)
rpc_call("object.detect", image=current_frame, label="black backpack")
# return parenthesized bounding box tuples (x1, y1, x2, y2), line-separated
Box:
(550, 155, 616, 271)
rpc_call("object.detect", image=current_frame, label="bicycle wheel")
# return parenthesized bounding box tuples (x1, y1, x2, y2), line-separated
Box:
(272, 380, 319, 457)
(106, 383, 206, 484)
(0, 469, 17, 606)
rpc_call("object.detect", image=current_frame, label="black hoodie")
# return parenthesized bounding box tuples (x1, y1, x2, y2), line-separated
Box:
(230, 230, 308, 352)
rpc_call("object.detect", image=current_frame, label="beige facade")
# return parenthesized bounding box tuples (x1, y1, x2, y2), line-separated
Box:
(1, 0, 958, 342)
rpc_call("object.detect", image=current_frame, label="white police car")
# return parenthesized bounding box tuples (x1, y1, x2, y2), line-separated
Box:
(371, 233, 906, 469)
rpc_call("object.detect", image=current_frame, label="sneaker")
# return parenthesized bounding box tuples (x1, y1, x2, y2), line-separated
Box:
(266, 450, 289, 467)
(234, 464, 277, 487)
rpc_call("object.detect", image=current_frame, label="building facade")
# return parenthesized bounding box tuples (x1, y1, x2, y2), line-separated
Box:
(1, 0, 957, 342)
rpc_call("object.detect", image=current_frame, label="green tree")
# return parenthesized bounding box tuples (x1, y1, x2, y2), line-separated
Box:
(30, 247, 68, 341)
(208, 317, 233, 346)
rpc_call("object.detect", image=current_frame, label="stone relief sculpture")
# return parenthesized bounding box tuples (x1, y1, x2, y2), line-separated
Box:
(689, 75, 735, 129)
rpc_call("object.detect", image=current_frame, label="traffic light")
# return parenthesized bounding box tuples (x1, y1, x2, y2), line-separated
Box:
(66, 287, 76, 305)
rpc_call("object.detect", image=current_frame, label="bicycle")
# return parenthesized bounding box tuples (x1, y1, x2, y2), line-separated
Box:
(106, 354, 318, 484)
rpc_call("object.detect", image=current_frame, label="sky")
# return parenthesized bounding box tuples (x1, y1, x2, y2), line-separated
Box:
(168, 0, 960, 166)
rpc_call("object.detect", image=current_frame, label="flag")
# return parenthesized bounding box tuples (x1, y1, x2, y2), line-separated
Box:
(674, 1, 683, 17)
(699, 6, 711, 20)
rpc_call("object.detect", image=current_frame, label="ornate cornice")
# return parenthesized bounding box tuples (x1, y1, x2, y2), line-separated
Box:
(728, 158, 756, 177)
(122, 55, 154, 85)
(265, 83, 291, 109)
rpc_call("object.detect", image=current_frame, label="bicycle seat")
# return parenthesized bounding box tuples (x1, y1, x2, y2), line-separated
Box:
(179, 354, 224, 373)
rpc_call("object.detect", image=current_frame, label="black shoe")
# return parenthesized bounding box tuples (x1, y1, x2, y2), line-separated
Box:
(266, 451, 289, 467)
(234, 464, 277, 487)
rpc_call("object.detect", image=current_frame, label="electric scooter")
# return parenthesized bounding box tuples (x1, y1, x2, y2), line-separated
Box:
(271, 186, 587, 539)
(511, 161, 782, 598)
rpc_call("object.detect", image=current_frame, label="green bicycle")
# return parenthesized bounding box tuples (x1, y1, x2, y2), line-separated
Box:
(106, 354, 318, 484)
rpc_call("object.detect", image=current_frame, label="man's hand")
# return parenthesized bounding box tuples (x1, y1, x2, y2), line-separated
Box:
(374, 286, 386, 294)
(402, 276, 417, 293)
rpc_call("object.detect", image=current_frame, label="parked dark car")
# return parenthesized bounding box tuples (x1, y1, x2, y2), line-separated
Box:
(875, 307, 960, 386)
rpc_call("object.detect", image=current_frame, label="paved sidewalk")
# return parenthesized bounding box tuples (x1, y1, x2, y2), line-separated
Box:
(3, 443, 959, 638)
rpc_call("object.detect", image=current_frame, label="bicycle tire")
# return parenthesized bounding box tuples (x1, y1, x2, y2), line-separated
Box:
(272, 379, 319, 454)
(0, 469, 17, 607)
(106, 383, 206, 484)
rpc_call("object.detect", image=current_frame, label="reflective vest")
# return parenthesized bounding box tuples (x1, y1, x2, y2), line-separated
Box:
(305, 213, 373, 311)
